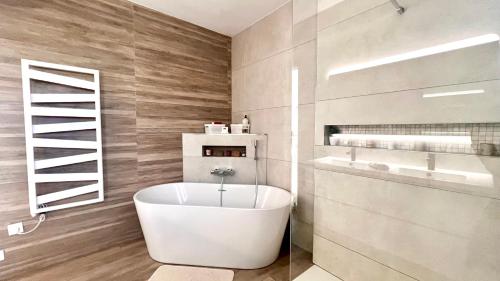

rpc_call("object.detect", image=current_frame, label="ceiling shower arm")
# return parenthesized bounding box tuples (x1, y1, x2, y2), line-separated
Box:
(390, 0, 406, 14)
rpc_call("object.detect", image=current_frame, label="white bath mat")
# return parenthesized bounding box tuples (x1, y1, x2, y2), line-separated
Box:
(148, 265, 234, 281)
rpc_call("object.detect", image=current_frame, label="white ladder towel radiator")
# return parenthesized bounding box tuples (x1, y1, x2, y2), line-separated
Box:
(21, 59, 104, 216)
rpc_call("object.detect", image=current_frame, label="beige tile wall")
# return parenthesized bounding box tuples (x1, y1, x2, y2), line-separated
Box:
(314, 170, 500, 281)
(231, 0, 318, 252)
(232, 2, 294, 182)
(293, 0, 317, 253)
(182, 134, 268, 184)
(315, 0, 500, 129)
(313, 0, 500, 280)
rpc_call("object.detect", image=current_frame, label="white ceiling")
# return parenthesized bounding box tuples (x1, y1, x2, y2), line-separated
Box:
(129, 0, 290, 36)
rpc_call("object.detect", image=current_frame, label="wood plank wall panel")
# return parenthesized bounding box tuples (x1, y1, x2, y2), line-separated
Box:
(133, 5, 231, 187)
(0, 1, 231, 279)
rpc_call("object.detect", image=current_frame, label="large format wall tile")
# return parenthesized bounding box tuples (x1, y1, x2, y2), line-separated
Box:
(313, 0, 500, 279)
(233, 107, 291, 162)
(295, 191, 314, 224)
(314, 193, 500, 280)
(298, 164, 315, 195)
(267, 158, 291, 190)
(232, 0, 298, 251)
(293, 15, 317, 47)
(292, 156, 316, 253)
(315, 80, 500, 131)
(232, 2, 292, 70)
(318, 0, 500, 79)
(318, 42, 500, 100)
(231, 68, 247, 112)
(293, 41, 317, 105)
(313, 235, 416, 281)
(317, 0, 387, 31)
(240, 50, 293, 111)
(294, 164, 314, 250)
(293, 0, 317, 47)
(292, 218, 313, 252)
(291, 0, 317, 253)
(231, 29, 249, 71)
(316, 0, 500, 126)
(293, 0, 317, 25)
(315, 169, 500, 240)
(299, 104, 315, 163)
(246, 2, 292, 66)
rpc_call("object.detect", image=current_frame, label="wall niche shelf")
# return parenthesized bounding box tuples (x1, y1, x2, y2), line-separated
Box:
(182, 133, 268, 185)
(324, 123, 500, 157)
(202, 145, 246, 157)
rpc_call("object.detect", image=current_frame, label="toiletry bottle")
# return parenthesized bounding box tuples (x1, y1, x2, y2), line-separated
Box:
(242, 115, 250, 133)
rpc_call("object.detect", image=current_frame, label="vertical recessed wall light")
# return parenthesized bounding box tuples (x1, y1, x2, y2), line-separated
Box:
(328, 34, 500, 77)
(291, 68, 299, 207)
(422, 89, 485, 98)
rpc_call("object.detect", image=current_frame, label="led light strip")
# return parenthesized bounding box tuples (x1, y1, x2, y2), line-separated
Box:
(290, 68, 299, 206)
(422, 89, 484, 98)
(330, 133, 472, 145)
(328, 34, 500, 77)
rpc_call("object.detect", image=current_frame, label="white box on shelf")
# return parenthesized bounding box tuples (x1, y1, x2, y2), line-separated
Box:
(231, 124, 243, 134)
(204, 123, 226, 134)
(231, 124, 250, 134)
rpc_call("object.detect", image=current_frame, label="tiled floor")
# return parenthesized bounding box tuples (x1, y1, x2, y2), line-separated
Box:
(293, 266, 341, 281)
(17, 239, 312, 281)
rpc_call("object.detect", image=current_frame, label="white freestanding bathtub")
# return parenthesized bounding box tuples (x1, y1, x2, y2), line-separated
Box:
(133, 182, 290, 269)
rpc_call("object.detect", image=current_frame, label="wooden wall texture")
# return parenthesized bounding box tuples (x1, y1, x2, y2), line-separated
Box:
(0, 1, 231, 279)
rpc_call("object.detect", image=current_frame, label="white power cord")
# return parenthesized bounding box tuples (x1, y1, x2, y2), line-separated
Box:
(17, 214, 46, 235)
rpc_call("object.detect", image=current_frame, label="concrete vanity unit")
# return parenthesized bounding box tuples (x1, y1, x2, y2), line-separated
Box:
(314, 145, 500, 199)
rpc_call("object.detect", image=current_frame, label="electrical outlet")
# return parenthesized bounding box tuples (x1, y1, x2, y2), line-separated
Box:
(7, 222, 23, 236)
(0, 249, 4, 261)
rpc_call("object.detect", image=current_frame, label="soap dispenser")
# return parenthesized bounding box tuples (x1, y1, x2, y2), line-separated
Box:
(242, 115, 250, 133)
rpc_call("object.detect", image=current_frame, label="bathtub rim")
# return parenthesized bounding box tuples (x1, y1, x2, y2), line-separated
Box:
(133, 182, 291, 211)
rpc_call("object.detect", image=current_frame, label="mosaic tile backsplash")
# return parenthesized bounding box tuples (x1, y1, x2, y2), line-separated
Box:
(327, 123, 500, 156)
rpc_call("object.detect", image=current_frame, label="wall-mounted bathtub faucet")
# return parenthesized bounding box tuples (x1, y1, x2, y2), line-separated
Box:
(210, 168, 235, 177)
(211, 167, 235, 206)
